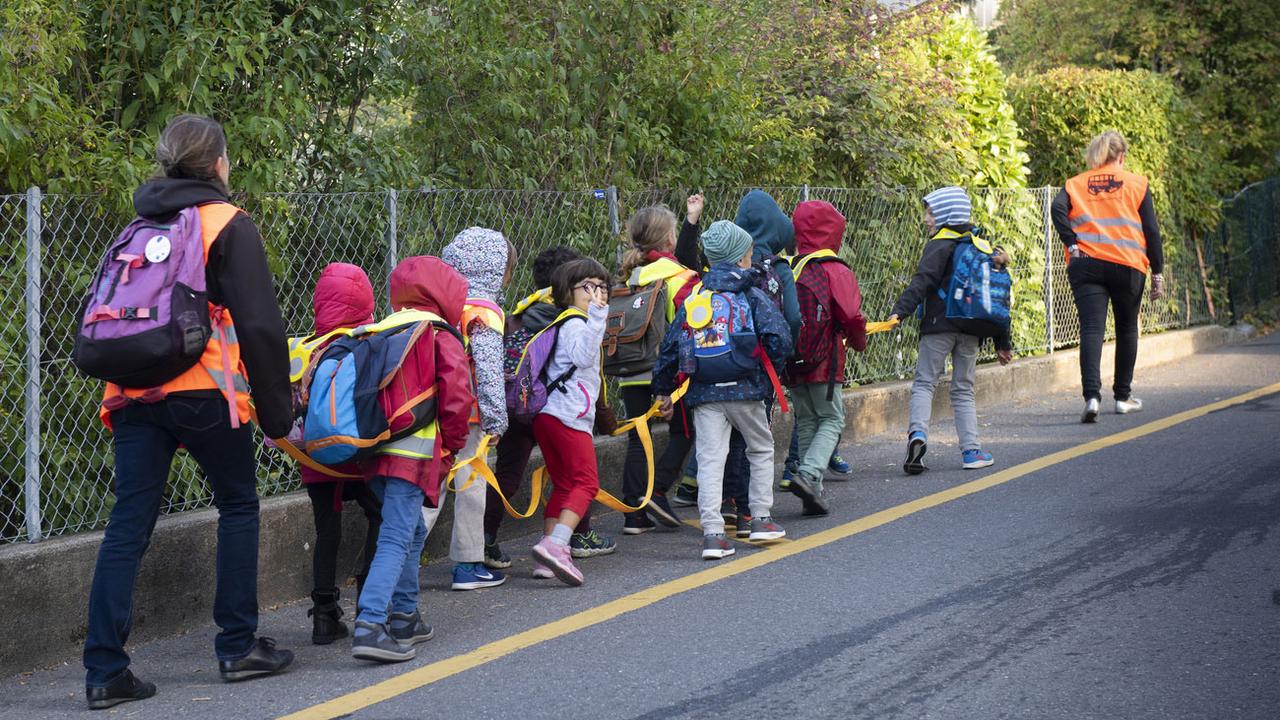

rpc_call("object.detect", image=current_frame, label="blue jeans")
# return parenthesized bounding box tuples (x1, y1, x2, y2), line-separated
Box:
(85, 397, 260, 687)
(357, 477, 428, 626)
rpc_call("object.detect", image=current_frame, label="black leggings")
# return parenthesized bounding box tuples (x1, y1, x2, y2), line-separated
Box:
(306, 482, 381, 596)
(1068, 256, 1146, 402)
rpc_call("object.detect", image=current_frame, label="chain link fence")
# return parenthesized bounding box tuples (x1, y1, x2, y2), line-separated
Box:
(1, 182, 1266, 544)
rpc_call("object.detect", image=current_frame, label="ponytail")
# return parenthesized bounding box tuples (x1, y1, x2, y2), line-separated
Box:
(619, 205, 678, 281)
(1085, 130, 1129, 169)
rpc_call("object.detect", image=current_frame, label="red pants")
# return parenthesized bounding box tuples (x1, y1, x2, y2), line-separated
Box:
(532, 414, 600, 519)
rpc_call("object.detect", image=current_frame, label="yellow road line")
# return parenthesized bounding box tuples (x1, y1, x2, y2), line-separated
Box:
(279, 381, 1280, 720)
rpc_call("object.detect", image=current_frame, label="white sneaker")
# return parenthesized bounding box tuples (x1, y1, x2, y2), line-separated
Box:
(1116, 397, 1144, 414)
(1081, 398, 1100, 423)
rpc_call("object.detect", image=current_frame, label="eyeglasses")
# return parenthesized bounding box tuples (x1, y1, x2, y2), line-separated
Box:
(574, 281, 609, 295)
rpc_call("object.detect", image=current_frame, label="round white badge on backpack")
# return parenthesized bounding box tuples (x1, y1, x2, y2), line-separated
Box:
(145, 235, 171, 263)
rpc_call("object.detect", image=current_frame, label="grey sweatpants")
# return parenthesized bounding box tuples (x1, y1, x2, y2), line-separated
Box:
(693, 400, 775, 535)
(909, 332, 981, 452)
(420, 426, 487, 564)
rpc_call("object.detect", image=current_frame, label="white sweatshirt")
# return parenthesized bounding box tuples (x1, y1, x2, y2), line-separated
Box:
(538, 302, 607, 433)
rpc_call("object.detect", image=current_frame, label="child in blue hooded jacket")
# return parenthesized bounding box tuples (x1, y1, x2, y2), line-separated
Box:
(653, 221, 793, 560)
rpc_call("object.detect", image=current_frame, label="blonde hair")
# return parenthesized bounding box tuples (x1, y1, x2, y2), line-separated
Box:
(619, 205, 678, 281)
(1085, 130, 1129, 169)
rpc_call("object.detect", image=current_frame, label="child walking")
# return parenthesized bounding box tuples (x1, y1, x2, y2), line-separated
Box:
(530, 258, 611, 586)
(484, 247, 616, 571)
(653, 221, 793, 560)
(888, 187, 1013, 475)
(352, 256, 473, 663)
(613, 205, 698, 535)
(421, 228, 516, 591)
(784, 201, 867, 512)
(299, 263, 383, 644)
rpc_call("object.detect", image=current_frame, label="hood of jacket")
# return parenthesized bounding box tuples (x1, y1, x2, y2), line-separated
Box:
(700, 263, 756, 294)
(521, 299, 562, 334)
(389, 255, 468, 327)
(133, 177, 229, 221)
(441, 227, 509, 302)
(793, 200, 846, 255)
(735, 189, 794, 256)
(313, 263, 375, 335)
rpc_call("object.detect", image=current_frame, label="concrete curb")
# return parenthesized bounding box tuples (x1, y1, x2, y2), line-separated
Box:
(0, 323, 1255, 677)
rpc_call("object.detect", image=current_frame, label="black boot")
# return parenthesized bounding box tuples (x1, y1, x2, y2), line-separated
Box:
(309, 589, 348, 645)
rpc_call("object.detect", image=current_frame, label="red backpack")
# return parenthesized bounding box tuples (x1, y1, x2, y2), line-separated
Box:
(786, 251, 848, 391)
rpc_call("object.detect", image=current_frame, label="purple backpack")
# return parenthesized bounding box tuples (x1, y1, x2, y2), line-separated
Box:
(73, 205, 214, 388)
(505, 308, 585, 424)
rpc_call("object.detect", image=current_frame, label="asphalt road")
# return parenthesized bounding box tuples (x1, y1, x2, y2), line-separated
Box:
(5, 333, 1279, 720)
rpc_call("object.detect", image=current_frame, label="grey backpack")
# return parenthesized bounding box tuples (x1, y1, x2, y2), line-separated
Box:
(602, 280, 668, 377)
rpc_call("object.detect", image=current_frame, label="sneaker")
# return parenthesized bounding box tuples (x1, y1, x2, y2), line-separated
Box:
(644, 493, 681, 527)
(720, 498, 738, 524)
(532, 562, 554, 579)
(570, 529, 617, 558)
(86, 669, 156, 710)
(787, 475, 829, 515)
(531, 537, 584, 586)
(351, 620, 415, 663)
(961, 449, 994, 469)
(735, 512, 753, 538)
(1081, 398, 1100, 423)
(388, 610, 434, 645)
(904, 431, 927, 475)
(701, 533, 736, 560)
(749, 516, 787, 541)
(623, 512, 656, 535)
(780, 463, 797, 488)
(671, 481, 699, 507)
(828, 453, 852, 475)
(1116, 397, 1144, 414)
(219, 636, 294, 681)
(802, 484, 830, 516)
(451, 562, 506, 591)
(483, 535, 511, 569)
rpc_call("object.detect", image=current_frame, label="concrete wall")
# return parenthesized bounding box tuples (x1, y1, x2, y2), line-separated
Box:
(0, 323, 1254, 677)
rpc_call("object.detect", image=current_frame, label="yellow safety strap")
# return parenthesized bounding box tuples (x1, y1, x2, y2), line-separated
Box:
(249, 403, 361, 479)
(789, 248, 839, 280)
(442, 380, 690, 518)
(866, 318, 900, 335)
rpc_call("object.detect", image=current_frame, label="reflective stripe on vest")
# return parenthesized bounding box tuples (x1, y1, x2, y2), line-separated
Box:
(100, 202, 250, 426)
(512, 287, 553, 316)
(376, 421, 440, 459)
(1064, 166, 1150, 272)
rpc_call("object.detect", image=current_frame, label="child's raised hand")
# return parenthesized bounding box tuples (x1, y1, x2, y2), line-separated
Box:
(686, 193, 705, 225)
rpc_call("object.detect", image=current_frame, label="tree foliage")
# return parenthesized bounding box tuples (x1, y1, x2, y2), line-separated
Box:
(995, 0, 1280, 186)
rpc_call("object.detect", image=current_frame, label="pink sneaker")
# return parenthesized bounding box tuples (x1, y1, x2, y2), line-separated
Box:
(531, 561, 554, 579)
(531, 537, 584, 586)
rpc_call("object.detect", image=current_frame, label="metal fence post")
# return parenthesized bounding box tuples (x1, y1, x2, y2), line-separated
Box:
(1040, 186, 1056, 353)
(801, 184, 810, 202)
(24, 187, 43, 543)
(607, 186, 621, 267)
(384, 189, 398, 314)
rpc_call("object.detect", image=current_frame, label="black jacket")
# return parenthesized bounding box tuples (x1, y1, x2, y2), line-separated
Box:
(891, 228, 1013, 351)
(132, 178, 293, 437)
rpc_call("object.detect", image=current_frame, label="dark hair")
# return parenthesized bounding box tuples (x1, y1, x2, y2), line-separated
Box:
(551, 257, 609, 307)
(532, 246, 583, 288)
(154, 114, 227, 190)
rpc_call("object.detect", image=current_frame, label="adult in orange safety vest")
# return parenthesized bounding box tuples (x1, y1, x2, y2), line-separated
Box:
(84, 115, 295, 709)
(1052, 130, 1165, 424)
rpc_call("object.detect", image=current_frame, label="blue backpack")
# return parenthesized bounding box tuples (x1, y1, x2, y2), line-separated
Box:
(679, 286, 760, 384)
(940, 237, 1012, 338)
(303, 310, 459, 466)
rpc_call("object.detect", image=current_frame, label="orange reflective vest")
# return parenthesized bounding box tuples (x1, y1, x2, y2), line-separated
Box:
(460, 298, 505, 425)
(1064, 165, 1150, 273)
(100, 203, 250, 428)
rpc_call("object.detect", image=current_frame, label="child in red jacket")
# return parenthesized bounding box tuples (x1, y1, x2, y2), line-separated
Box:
(784, 201, 867, 513)
(352, 256, 474, 664)
(298, 263, 383, 645)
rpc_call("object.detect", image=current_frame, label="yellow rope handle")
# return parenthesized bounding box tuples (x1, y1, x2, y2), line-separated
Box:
(866, 318, 900, 335)
(592, 379, 689, 513)
(442, 433, 545, 519)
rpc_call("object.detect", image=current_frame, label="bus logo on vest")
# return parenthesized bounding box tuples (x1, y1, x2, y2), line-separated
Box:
(1087, 174, 1124, 195)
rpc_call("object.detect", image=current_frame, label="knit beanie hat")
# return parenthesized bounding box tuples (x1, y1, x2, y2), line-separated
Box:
(922, 186, 972, 228)
(701, 220, 754, 265)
